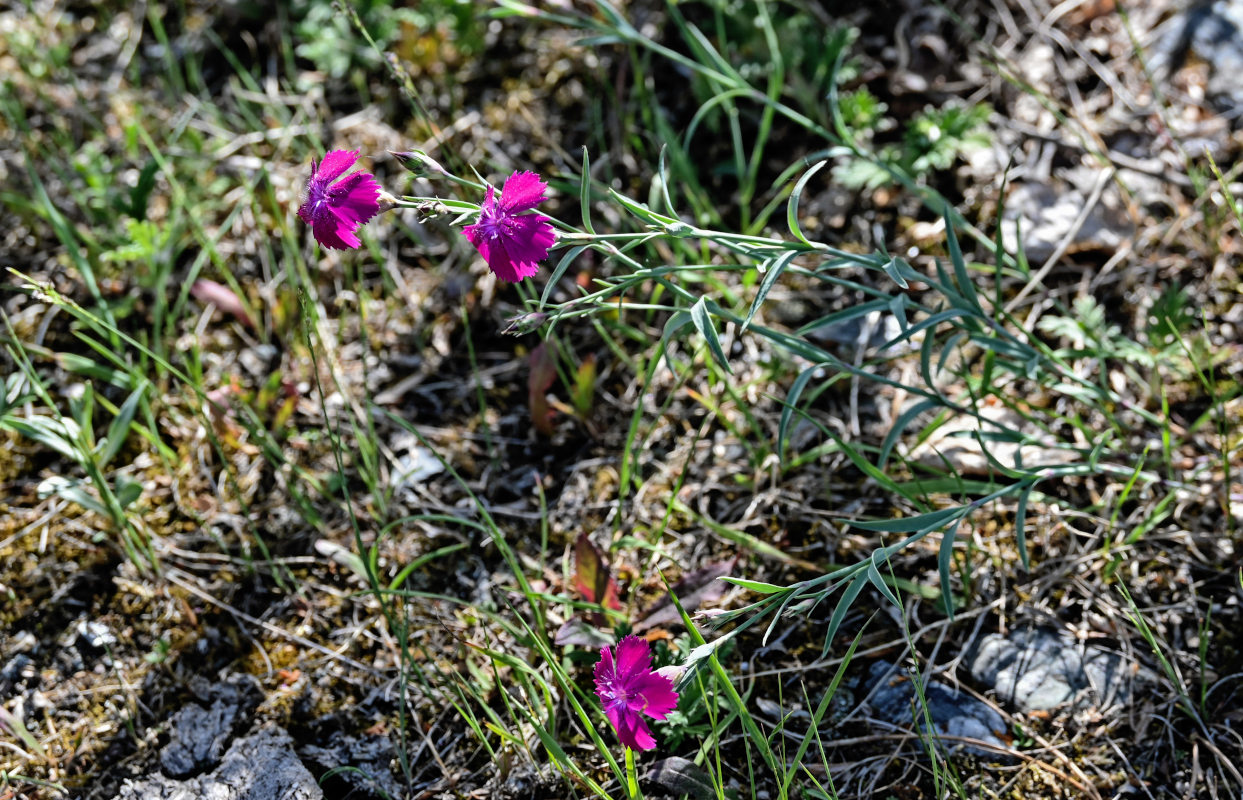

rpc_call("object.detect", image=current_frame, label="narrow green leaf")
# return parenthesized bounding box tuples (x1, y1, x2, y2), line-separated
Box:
(882, 256, 910, 289)
(944, 212, 983, 315)
(0, 706, 46, 760)
(979, 348, 996, 394)
(0, 415, 83, 463)
(38, 476, 108, 516)
(682, 628, 741, 674)
(828, 430, 907, 496)
(888, 293, 909, 334)
(847, 505, 965, 533)
(888, 256, 927, 287)
(684, 88, 754, 153)
(764, 589, 801, 645)
(719, 577, 786, 594)
(880, 307, 970, 351)
(69, 382, 94, 445)
(1015, 482, 1032, 572)
(823, 572, 866, 657)
(128, 159, 160, 220)
(795, 298, 889, 337)
(934, 258, 955, 300)
(657, 312, 693, 377)
(866, 560, 901, 607)
(742, 250, 798, 333)
(665, 577, 783, 781)
(539, 244, 587, 308)
(778, 366, 820, 466)
(937, 517, 964, 620)
(787, 160, 828, 245)
(893, 477, 1008, 496)
(608, 187, 677, 225)
(114, 475, 143, 511)
(56, 352, 132, 387)
(389, 542, 469, 592)
(787, 622, 868, 798)
(689, 296, 732, 373)
(878, 398, 937, 469)
(1123, 490, 1175, 545)
(579, 147, 594, 235)
(938, 330, 967, 378)
(99, 380, 147, 469)
(315, 540, 370, 583)
(656, 145, 676, 215)
(573, 34, 625, 47)
(918, 311, 938, 390)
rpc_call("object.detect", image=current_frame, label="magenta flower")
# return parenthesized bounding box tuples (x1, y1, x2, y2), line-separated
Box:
(461, 171, 555, 283)
(593, 635, 679, 751)
(297, 149, 382, 250)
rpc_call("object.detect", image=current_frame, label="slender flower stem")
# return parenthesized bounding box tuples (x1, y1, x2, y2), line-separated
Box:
(438, 173, 486, 191)
(625, 746, 642, 800)
(393, 196, 480, 214)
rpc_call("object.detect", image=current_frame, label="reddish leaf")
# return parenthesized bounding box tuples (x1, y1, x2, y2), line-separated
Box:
(554, 618, 614, 648)
(191, 279, 255, 328)
(635, 558, 736, 632)
(528, 342, 557, 436)
(574, 532, 622, 611)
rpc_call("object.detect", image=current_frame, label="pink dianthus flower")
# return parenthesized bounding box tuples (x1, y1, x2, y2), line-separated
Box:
(297, 149, 382, 250)
(593, 635, 679, 751)
(461, 171, 555, 283)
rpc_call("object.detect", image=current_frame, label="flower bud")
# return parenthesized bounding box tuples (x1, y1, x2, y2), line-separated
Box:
(503, 311, 549, 335)
(655, 664, 686, 684)
(376, 189, 399, 213)
(389, 149, 448, 178)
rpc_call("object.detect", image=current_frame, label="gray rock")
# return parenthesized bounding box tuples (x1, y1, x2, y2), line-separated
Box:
(1153, 0, 1243, 115)
(867, 661, 1009, 753)
(999, 174, 1132, 265)
(300, 730, 400, 799)
(966, 627, 1156, 713)
(113, 726, 322, 800)
(159, 698, 239, 777)
(645, 756, 715, 800)
(158, 673, 261, 777)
